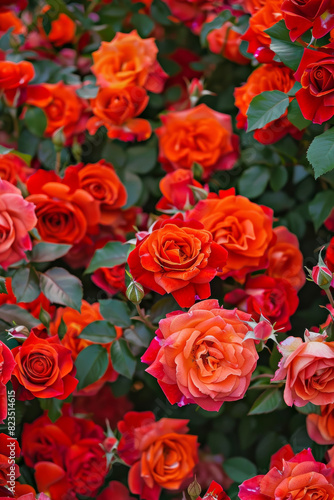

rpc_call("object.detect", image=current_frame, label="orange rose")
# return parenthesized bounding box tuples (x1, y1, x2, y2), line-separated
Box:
(207, 21, 250, 65)
(39, 6, 76, 46)
(50, 301, 122, 394)
(87, 86, 151, 141)
(26, 170, 100, 245)
(11, 331, 78, 401)
(118, 412, 198, 500)
(187, 188, 274, 282)
(307, 404, 334, 445)
(92, 30, 167, 93)
(0, 8, 25, 35)
(0, 153, 31, 185)
(272, 330, 334, 407)
(156, 104, 239, 179)
(64, 161, 127, 225)
(234, 64, 303, 144)
(0, 60, 34, 90)
(266, 226, 306, 290)
(143, 299, 258, 411)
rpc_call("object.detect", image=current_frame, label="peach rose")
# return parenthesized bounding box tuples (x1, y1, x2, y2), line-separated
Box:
(187, 188, 274, 282)
(266, 226, 306, 290)
(272, 330, 334, 407)
(307, 404, 334, 445)
(142, 299, 258, 411)
(92, 30, 167, 93)
(239, 445, 334, 500)
(0, 180, 37, 270)
(156, 104, 239, 179)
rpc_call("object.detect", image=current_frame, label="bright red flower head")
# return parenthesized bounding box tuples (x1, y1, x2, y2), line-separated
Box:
(282, 0, 334, 41)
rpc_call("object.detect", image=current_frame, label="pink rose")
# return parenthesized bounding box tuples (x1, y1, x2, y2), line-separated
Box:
(0, 180, 36, 269)
(272, 330, 334, 407)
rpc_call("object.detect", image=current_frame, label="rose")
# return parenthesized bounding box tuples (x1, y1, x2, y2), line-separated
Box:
(0, 60, 34, 90)
(38, 7, 76, 46)
(118, 412, 198, 500)
(234, 64, 303, 144)
(295, 48, 334, 124)
(142, 299, 258, 411)
(49, 300, 122, 394)
(326, 237, 334, 272)
(11, 331, 78, 401)
(26, 169, 100, 246)
(0, 153, 31, 185)
(0, 9, 25, 36)
(225, 276, 299, 332)
(239, 445, 334, 500)
(272, 330, 334, 406)
(266, 226, 306, 290)
(282, 0, 334, 41)
(97, 482, 135, 500)
(156, 169, 205, 211)
(207, 21, 249, 65)
(307, 404, 334, 445)
(92, 264, 127, 295)
(92, 30, 167, 93)
(64, 161, 127, 225)
(196, 481, 230, 500)
(128, 214, 228, 308)
(155, 104, 239, 179)
(0, 180, 37, 270)
(187, 188, 274, 282)
(0, 343, 15, 423)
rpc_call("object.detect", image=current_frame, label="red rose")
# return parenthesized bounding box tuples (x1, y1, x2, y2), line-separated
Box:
(282, 0, 334, 41)
(326, 237, 334, 273)
(156, 169, 205, 211)
(92, 264, 127, 295)
(11, 332, 78, 401)
(128, 214, 228, 308)
(295, 48, 334, 124)
(225, 276, 299, 332)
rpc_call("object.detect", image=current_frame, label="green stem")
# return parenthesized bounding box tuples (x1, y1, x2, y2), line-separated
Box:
(135, 303, 156, 330)
(55, 151, 61, 175)
(325, 288, 334, 309)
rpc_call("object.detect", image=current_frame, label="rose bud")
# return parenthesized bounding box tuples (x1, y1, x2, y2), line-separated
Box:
(126, 280, 145, 304)
(188, 477, 202, 499)
(309, 248, 333, 290)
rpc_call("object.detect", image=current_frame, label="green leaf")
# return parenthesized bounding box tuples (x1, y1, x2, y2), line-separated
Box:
(200, 10, 232, 46)
(40, 399, 63, 422)
(0, 304, 40, 329)
(238, 166, 270, 199)
(247, 91, 289, 132)
(78, 320, 117, 344)
(151, 0, 172, 26)
(270, 166, 288, 191)
(0, 278, 7, 294)
(0, 28, 14, 51)
(309, 190, 334, 231)
(123, 171, 143, 208)
(58, 317, 67, 339)
(39, 267, 83, 311)
(307, 128, 334, 179)
(102, 141, 126, 168)
(86, 241, 128, 274)
(0, 145, 13, 155)
(39, 307, 51, 327)
(126, 144, 157, 174)
(11, 267, 40, 303)
(110, 339, 136, 379)
(248, 389, 283, 415)
(24, 107, 47, 137)
(75, 344, 109, 391)
(223, 457, 257, 483)
(287, 99, 311, 131)
(296, 402, 321, 415)
(265, 20, 305, 70)
(38, 140, 56, 170)
(99, 299, 132, 328)
(132, 13, 155, 37)
(76, 84, 99, 99)
(30, 242, 72, 262)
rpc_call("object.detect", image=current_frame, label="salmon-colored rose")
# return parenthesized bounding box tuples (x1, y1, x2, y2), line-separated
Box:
(307, 404, 334, 444)
(242, 0, 283, 62)
(39, 6, 76, 46)
(143, 299, 258, 411)
(118, 411, 198, 500)
(266, 226, 305, 290)
(234, 64, 303, 144)
(11, 332, 78, 401)
(207, 21, 250, 65)
(50, 300, 122, 394)
(64, 161, 127, 225)
(92, 30, 167, 93)
(272, 330, 334, 407)
(26, 170, 100, 245)
(0, 153, 31, 185)
(0, 180, 37, 270)
(156, 169, 204, 211)
(239, 445, 334, 500)
(128, 214, 228, 308)
(0, 8, 25, 35)
(156, 104, 239, 179)
(87, 86, 151, 141)
(187, 188, 274, 282)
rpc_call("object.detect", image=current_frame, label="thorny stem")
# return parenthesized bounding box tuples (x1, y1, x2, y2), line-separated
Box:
(135, 303, 156, 330)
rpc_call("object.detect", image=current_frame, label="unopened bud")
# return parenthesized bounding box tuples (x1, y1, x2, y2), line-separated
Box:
(52, 127, 65, 152)
(188, 477, 201, 500)
(309, 248, 333, 290)
(72, 139, 82, 163)
(192, 162, 204, 181)
(126, 281, 145, 304)
(7, 325, 30, 340)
